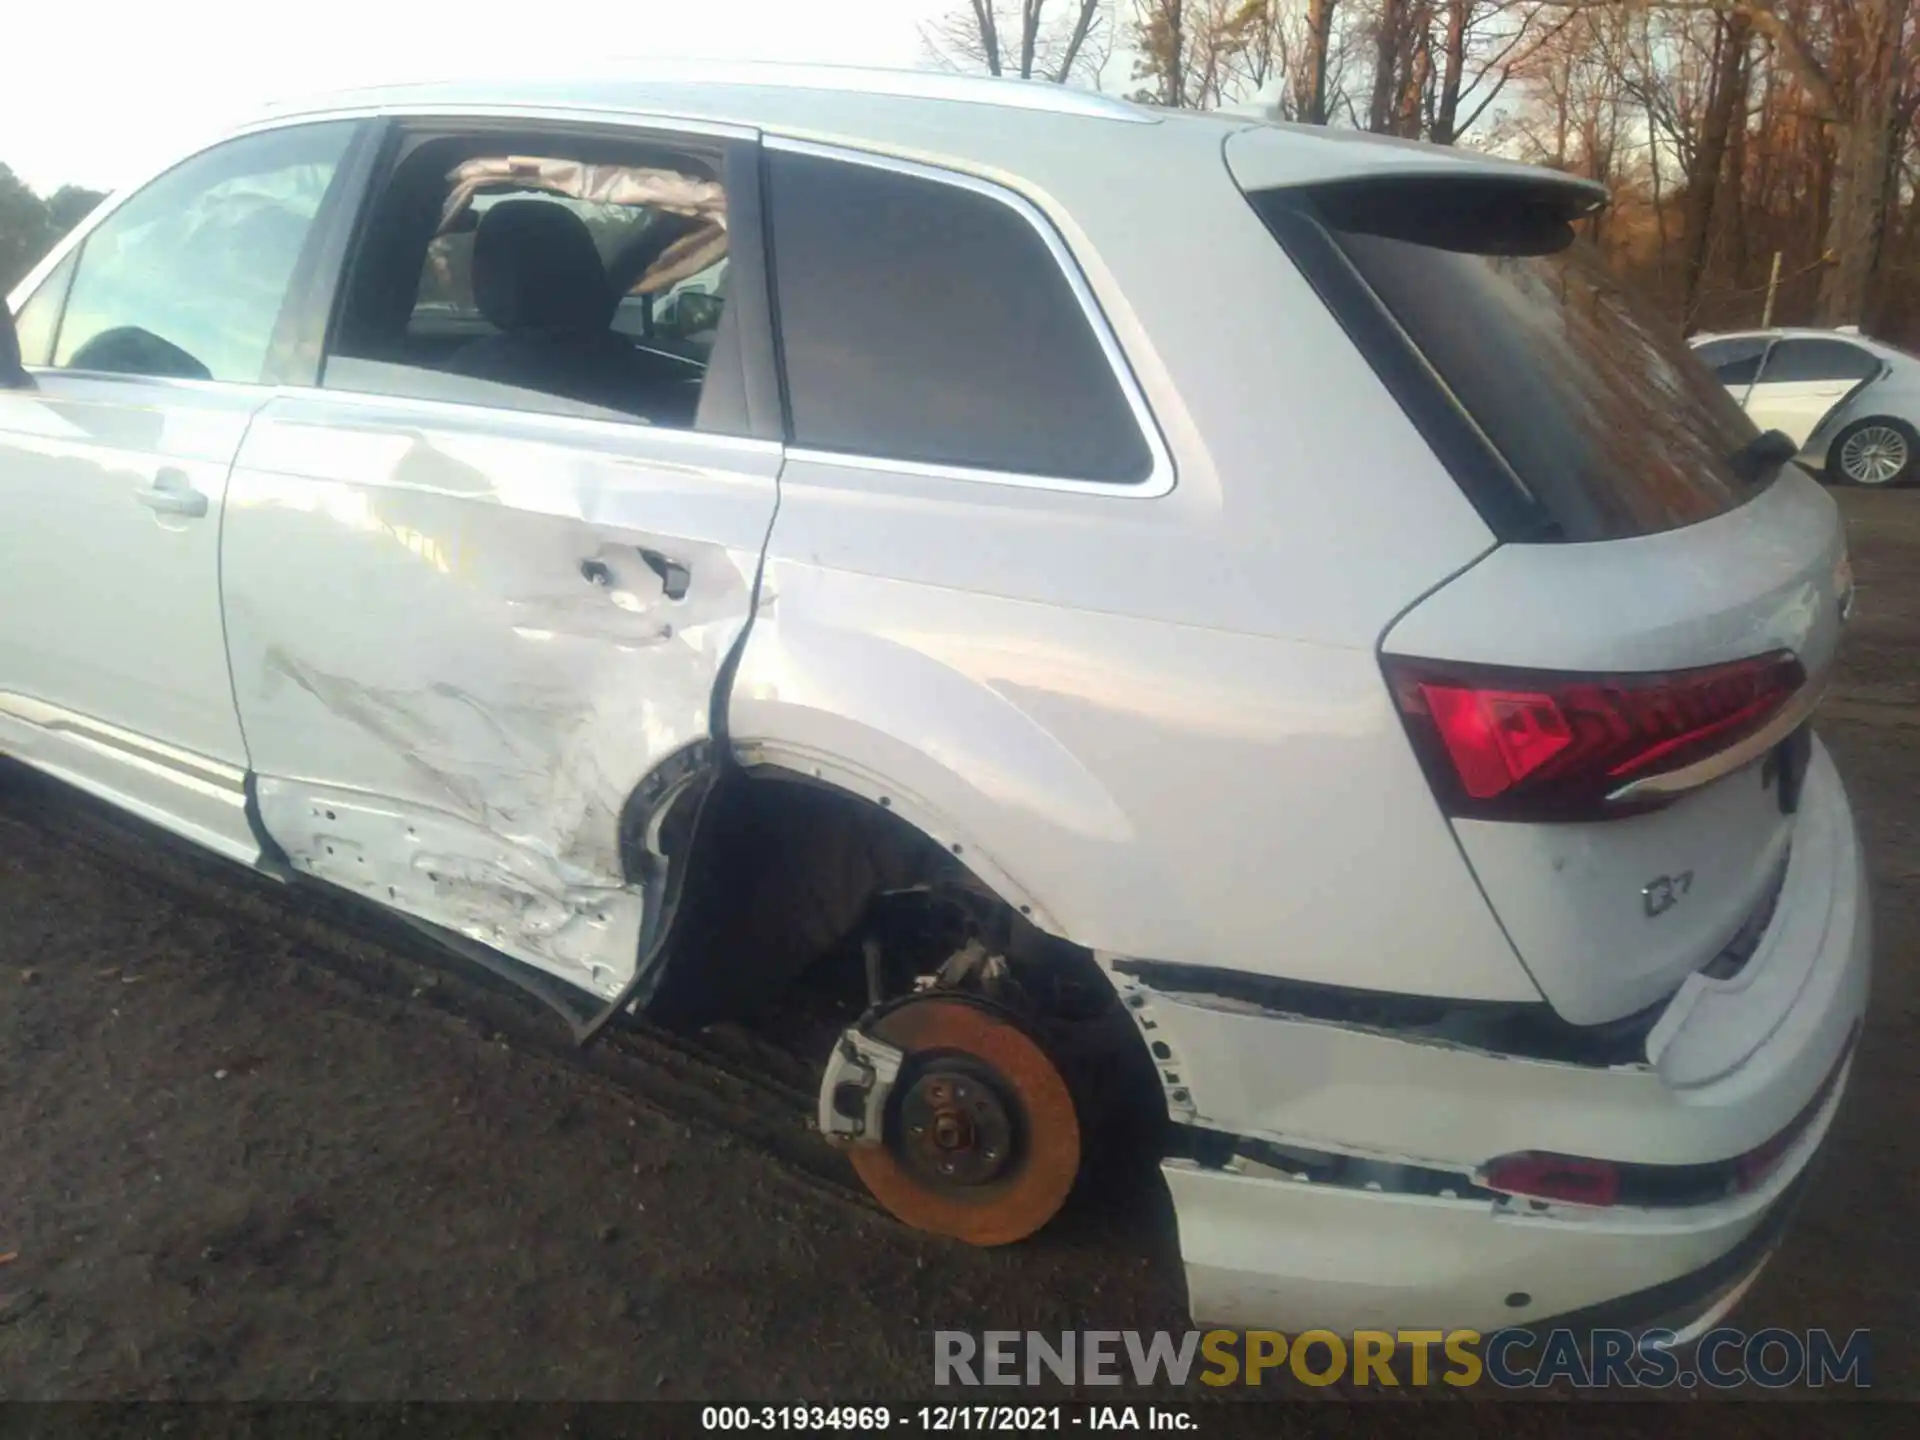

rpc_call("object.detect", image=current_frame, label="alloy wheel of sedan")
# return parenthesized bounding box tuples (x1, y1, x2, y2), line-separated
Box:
(1838, 421, 1913, 486)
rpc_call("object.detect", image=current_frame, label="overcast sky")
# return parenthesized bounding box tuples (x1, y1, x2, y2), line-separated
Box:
(3, 1, 977, 194)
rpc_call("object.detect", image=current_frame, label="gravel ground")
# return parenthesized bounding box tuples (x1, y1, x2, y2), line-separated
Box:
(1, 490, 1915, 1403)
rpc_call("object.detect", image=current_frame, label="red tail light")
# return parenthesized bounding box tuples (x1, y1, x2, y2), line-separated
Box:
(1386, 651, 1805, 820)
(1482, 1152, 1620, 1208)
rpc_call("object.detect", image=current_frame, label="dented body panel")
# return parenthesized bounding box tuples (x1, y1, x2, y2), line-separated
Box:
(221, 391, 778, 993)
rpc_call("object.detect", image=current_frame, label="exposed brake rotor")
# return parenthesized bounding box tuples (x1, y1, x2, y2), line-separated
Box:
(845, 995, 1082, 1247)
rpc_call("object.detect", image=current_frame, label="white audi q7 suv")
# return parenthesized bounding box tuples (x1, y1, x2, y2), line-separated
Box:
(0, 62, 1869, 1338)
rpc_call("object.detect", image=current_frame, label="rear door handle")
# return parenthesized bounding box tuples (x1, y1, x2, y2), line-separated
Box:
(134, 468, 209, 520)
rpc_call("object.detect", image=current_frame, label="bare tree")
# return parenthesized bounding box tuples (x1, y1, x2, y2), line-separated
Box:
(923, 0, 1112, 85)
(1297, 0, 1344, 121)
(1542, 0, 1918, 324)
(1679, 13, 1754, 313)
(1356, 0, 1550, 140)
(1131, 0, 1303, 108)
(1428, 2, 1561, 143)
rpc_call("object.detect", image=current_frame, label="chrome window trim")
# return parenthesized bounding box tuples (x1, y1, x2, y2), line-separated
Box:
(267, 382, 785, 460)
(20, 368, 788, 460)
(764, 135, 1176, 500)
(21, 367, 270, 398)
(235, 102, 757, 144)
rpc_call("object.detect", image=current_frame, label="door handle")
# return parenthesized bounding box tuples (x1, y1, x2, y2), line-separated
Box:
(134, 468, 209, 520)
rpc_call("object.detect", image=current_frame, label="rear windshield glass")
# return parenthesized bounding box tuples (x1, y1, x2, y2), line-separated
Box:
(1257, 185, 1769, 542)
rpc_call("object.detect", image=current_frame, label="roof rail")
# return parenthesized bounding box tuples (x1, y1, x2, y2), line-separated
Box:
(267, 60, 1159, 126)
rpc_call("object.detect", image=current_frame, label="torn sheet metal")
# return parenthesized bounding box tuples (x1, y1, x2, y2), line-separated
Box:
(257, 778, 645, 994)
(1103, 853, 1864, 1174)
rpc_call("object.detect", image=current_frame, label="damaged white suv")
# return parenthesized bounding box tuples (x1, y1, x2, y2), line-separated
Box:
(0, 63, 1869, 1336)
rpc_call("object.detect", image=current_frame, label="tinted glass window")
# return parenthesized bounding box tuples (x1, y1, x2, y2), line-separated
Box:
(54, 123, 356, 383)
(1760, 338, 1879, 383)
(1695, 336, 1768, 386)
(766, 150, 1152, 483)
(326, 141, 731, 432)
(8, 250, 77, 366)
(1255, 185, 1765, 542)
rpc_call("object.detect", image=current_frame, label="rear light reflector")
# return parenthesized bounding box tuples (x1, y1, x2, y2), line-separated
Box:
(1386, 650, 1805, 820)
(1733, 1132, 1796, 1194)
(1482, 1152, 1621, 1207)
(1481, 1027, 1855, 1210)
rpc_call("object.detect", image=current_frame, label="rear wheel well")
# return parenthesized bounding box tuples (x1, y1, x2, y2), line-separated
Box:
(639, 764, 1168, 1213)
(642, 766, 940, 1026)
(640, 767, 1138, 1049)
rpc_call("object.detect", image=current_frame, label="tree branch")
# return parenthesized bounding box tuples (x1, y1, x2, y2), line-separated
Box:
(1051, 0, 1104, 83)
(1544, 2, 1838, 118)
(971, 0, 1004, 75)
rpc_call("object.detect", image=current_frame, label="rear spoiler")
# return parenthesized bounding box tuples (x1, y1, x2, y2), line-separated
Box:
(1224, 125, 1609, 240)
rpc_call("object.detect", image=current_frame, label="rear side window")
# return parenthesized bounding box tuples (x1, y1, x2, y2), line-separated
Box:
(765, 148, 1152, 483)
(1759, 338, 1879, 383)
(322, 134, 741, 434)
(1250, 182, 1769, 542)
(1695, 336, 1768, 386)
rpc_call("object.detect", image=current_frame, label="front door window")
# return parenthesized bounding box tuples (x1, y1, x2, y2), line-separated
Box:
(51, 122, 357, 384)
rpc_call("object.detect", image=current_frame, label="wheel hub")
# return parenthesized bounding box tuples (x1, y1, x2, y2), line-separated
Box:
(842, 995, 1082, 1246)
(899, 1066, 1015, 1187)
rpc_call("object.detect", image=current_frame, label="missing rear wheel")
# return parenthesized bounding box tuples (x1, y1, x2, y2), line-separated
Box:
(847, 996, 1082, 1247)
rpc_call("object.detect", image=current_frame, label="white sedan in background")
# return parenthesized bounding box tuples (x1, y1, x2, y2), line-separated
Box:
(1691, 326, 1920, 486)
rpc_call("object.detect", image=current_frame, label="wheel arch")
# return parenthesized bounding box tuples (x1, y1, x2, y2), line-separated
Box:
(624, 688, 1129, 1029)
(1829, 412, 1919, 486)
(729, 739, 1060, 932)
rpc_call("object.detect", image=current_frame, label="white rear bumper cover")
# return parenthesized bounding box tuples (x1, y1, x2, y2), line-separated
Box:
(1120, 741, 1871, 1333)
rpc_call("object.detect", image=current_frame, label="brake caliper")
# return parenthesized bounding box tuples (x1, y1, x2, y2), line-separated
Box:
(816, 1026, 906, 1148)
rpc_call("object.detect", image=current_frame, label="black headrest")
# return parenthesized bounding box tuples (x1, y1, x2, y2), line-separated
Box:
(470, 200, 613, 333)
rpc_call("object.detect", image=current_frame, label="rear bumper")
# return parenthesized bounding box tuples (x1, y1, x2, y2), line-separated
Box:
(1118, 739, 1870, 1333)
(1520, 1163, 1812, 1339)
(1162, 1056, 1846, 1333)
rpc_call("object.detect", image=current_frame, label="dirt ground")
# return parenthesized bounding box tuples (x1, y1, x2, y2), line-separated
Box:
(1, 490, 1916, 1403)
